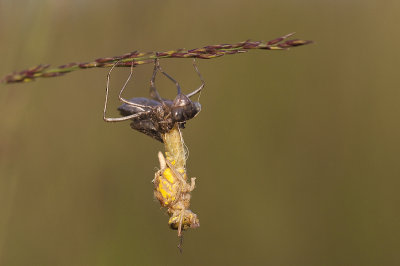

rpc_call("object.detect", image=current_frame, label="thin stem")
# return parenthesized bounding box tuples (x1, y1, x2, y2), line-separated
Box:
(1, 33, 312, 84)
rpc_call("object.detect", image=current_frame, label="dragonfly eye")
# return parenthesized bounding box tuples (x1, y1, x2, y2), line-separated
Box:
(193, 102, 201, 114)
(172, 108, 185, 122)
(171, 93, 201, 123)
(172, 101, 202, 123)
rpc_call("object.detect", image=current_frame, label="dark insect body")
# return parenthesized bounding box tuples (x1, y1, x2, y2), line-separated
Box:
(103, 59, 204, 142)
(118, 95, 199, 142)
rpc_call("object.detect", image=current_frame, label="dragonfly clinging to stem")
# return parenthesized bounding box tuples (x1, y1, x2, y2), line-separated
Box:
(103, 58, 204, 142)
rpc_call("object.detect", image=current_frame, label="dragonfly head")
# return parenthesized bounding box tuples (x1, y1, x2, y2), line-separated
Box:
(171, 93, 201, 123)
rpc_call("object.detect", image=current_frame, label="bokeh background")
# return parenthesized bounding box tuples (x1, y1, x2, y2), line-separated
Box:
(1, 0, 399, 265)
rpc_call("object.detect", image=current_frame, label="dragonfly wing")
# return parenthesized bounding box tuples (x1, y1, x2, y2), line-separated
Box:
(118, 97, 160, 116)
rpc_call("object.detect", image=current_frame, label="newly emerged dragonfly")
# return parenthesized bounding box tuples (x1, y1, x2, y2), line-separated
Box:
(103, 58, 204, 142)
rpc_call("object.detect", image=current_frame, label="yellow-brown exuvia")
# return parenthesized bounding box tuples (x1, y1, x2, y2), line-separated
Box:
(153, 151, 199, 236)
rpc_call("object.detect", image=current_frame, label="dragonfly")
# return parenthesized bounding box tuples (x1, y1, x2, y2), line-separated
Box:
(103, 58, 204, 142)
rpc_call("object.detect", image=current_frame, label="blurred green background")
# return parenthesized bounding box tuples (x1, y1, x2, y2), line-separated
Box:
(1, 0, 399, 265)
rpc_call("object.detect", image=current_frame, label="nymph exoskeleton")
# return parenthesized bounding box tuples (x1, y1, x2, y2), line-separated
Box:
(103, 58, 205, 142)
(153, 151, 200, 236)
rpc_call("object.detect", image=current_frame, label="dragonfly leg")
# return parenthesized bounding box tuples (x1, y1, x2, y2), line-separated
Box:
(103, 60, 149, 122)
(186, 59, 205, 98)
(117, 59, 147, 108)
(156, 60, 183, 95)
(149, 59, 163, 102)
